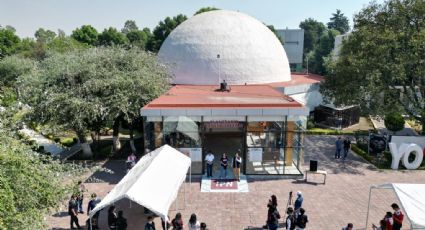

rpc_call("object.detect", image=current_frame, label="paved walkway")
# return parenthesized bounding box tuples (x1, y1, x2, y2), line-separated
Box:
(47, 135, 425, 230)
(19, 126, 64, 155)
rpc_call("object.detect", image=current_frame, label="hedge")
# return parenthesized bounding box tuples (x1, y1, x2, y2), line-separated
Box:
(351, 144, 373, 162)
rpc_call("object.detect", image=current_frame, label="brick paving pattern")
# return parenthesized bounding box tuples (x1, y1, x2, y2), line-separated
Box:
(47, 135, 425, 230)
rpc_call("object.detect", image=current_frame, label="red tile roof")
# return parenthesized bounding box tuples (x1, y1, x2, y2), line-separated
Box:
(143, 85, 302, 108)
(269, 73, 323, 87)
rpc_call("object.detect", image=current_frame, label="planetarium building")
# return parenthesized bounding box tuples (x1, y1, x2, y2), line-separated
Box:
(141, 10, 322, 176)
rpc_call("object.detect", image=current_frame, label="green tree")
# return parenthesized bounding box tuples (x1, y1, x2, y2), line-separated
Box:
(327, 9, 350, 34)
(121, 20, 139, 34)
(299, 18, 326, 57)
(321, 0, 425, 133)
(0, 116, 83, 229)
(146, 14, 188, 52)
(126, 28, 152, 49)
(309, 29, 339, 75)
(19, 47, 170, 155)
(71, 25, 98, 46)
(0, 26, 20, 58)
(385, 112, 405, 133)
(34, 28, 56, 43)
(194, 7, 219, 15)
(0, 55, 35, 87)
(98, 27, 128, 46)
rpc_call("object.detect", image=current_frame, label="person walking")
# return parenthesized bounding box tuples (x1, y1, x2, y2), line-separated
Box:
(343, 137, 351, 160)
(108, 205, 118, 230)
(285, 207, 296, 230)
(335, 137, 343, 159)
(205, 150, 214, 178)
(220, 153, 229, 179)
(68, 194, 81, 229)
(295, 208, 308, 230)
(188, 213, 201, 230)
(391, 203, 404, 230)
(116, 210, 128, 230)
(145, 216, 155, 230)
(294, 191, 303, 218)
(232, 151, 242, 181)
(87, 193, 101, 229)
(171, 212, 184, 230)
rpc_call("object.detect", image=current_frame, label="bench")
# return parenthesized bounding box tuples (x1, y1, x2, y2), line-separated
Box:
(305, 170, 327, 184)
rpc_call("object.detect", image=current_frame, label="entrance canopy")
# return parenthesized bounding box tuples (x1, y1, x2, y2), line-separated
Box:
(89, 145, 191, 221)
(367, 183, 425, 229)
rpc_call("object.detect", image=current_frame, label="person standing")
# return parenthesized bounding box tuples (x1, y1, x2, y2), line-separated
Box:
(87, 193, 101, 229)
(204, 150, 214, 178)
(343, 137, 351, 160)
(295, 208, 308, 230)
(188, 213, 201, 230)
(264, 195, 278, 229)
(108, 205, 118, 230)
(172, 213, 184, 230)
(145, 216, 155, 230)
(335, 137, 343, 159)
(391, 203, 404, 230)
(68, 194, 81, 229)
(232, 151, 242, 181)
(384, 212, 393, 230)
(286, 207, 296, 230)
(294, 191, 304, 218)
(200, 223, 207, 230)
(342, 223, 354, 230)
(220, 153, 229, 179)
(76, 181, 87, 214)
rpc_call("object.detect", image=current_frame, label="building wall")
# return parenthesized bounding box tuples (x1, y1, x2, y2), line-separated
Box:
(276, 29, 304, 72)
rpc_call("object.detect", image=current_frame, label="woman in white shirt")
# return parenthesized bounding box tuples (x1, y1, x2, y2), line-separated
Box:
(188, 213, 200, 230)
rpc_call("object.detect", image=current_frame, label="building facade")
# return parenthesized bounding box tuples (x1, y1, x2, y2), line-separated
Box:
(276, 29, 305, 72)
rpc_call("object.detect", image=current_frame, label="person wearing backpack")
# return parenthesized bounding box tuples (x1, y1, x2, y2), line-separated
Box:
(267, 206, 281, 230)
(295, 208, 308, 230)
(285, 207, 296, 230)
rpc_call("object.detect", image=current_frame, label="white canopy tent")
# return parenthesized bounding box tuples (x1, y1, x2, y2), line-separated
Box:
(366, 183, 425, 229)
(88, 145, 191, 224)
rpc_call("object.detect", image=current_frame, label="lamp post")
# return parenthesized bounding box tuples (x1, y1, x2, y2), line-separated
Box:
(217, 54, 221, 85)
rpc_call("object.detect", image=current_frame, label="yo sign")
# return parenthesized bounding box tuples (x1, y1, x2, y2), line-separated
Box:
(389, 136, 425, 170)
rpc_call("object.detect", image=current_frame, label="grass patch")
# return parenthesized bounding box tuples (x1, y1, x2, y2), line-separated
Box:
(306, 128, 369, 136)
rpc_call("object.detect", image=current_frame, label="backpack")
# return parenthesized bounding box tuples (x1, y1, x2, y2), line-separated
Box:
(269, 209, 281, 224)
(286, 214, 296, 230)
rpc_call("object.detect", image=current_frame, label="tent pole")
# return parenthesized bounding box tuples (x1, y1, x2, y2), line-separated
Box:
(365, 187, 373, 229)
(89, 216, 92, 230)
(184, 174, 186, 208)
(190, 165, 192, 203)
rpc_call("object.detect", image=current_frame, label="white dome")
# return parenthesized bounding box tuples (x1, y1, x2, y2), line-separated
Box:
(158, 10, 291, 85)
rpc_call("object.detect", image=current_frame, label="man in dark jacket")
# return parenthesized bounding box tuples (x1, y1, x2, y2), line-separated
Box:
(68, 194, 81, 229)
(296, 208, 308, 229)
(116, 210, 128, 230)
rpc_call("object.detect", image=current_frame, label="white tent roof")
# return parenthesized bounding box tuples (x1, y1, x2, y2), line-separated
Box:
(371, 183, 425, 229)
(89, 145, 191, 221)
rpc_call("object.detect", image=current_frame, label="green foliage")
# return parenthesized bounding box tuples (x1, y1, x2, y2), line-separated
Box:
(126, 28, 152, 49)
(121, 20, 139, 34)
(98, 27, 128, 46)
(0, 55, 36, 87)
(384, 112, 405, 133)
(351, 144, 373, 162)
(0, 86, 17, 106)
(19, 47, 170, 143)
(321, 0, 425, 128)
(71, 25, 98, 46)
(327, 9, 350, 34)
(0, 26, 21, 58)
(146, 14, 188, 52)
(0, 130, 82, 229)
(309, 29, 340, 75)
(194, 7, 220, 15)
(34, 28, 56, 43)
(299, 18, 326, 56)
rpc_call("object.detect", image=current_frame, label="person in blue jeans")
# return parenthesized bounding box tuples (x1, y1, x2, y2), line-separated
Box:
(204, 150, 214, 178)
(335, 137, 343, 159)
(220, 153, 228, 179)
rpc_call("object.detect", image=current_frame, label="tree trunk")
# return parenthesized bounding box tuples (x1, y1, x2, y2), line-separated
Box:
(112, 117, 121, 153)
(129, 125, 136, 153)
(76, 130, 92, 157)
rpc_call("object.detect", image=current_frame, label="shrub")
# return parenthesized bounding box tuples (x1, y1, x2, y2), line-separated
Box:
(351, 144, 373, 162)
(384, 112, 405, 133)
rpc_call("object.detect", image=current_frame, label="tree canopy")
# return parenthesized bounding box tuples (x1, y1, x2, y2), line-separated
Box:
(195, 7, 220, 15)
(34, 28, 56, 43)
(321, 0, 425, 132)
(327, 9, 350, 34)
(146, 14, 188, 52)
(0, 26, 20, 58)
(71, 25, 98, 46)
(19, 47, 170, 154)
(98, 27, 128, 46)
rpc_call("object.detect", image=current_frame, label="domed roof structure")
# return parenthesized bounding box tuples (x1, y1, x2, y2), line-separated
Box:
(158, 10, 291, 85)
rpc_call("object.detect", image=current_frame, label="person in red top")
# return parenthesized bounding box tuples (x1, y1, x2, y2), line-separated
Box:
(391, 203, 404, 230)
(384, 211, 393, 230)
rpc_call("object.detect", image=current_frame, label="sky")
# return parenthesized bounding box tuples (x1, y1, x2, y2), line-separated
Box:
(0, 0, 383, 38)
